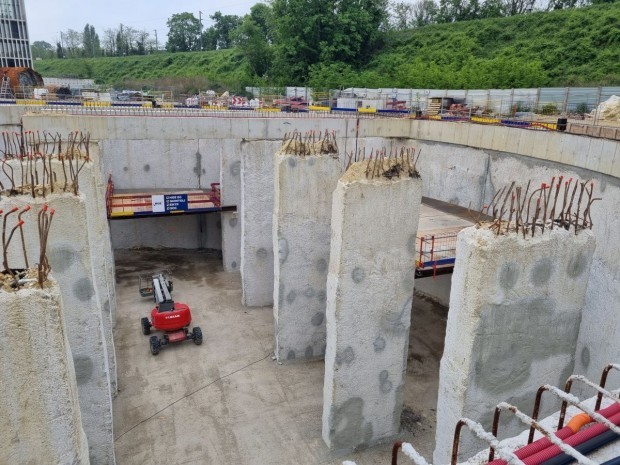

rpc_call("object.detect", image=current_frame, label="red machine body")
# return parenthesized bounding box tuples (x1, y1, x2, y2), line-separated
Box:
(140, 272, 202, 355)
(150, 302, 192, 332)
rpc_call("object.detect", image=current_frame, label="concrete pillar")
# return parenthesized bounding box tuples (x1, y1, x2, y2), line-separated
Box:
(240, 143, 276, 306)
(434, 227, 596, 463)
(322, 160, 422, 452)
(0, 193, 116, 465)
(0, 279, 90, 465)
(273, 149, 341, 362)
(220, 139, 242, 272)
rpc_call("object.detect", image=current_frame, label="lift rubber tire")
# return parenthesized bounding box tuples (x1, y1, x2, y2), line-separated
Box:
(141, 317, 151, 335)
(193, 327, 203, 346)
(150, 336, 160, 355)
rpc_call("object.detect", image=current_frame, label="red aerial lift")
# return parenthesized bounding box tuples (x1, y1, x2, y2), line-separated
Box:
(140, 272, 202, 355)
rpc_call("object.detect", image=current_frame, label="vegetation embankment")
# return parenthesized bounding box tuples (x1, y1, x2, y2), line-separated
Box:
(34, 2, 620, 92)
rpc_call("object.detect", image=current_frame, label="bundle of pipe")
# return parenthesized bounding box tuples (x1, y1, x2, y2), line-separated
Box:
(487, 402, 620, 465)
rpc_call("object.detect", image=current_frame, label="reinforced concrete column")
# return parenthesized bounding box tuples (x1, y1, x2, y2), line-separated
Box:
(322, 159, 422, 452)
(0, 279, 90, 465)
(240, 143, 275, 306)
(0, 192, 116, 465)
(273, 141, 340, 362)
(434, 226, 596, 463)
(220, 139, 242, 272)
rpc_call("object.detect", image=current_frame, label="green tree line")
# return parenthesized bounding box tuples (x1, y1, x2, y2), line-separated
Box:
(33, 0, 620, 88)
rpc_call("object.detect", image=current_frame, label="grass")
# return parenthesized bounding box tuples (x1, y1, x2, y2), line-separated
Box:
(34, 2, 620, 90)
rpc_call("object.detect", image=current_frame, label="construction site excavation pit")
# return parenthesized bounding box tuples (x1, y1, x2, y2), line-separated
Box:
(112, 248, 450, 464)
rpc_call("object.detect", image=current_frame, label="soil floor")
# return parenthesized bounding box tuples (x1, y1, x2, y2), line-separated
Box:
(112, 249, 449, 465)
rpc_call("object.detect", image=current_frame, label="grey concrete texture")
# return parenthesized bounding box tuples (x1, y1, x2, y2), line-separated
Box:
(16, 112, 620, 385)
(480, 154, 620, 389)
(78, 148, 119, 396)
(273, 152, 341, 362)
(240, 141, 280, 306)
(113, 248, 443, 465)
(100, 139, 220, 191)
(0, 149, 119, 397)
(0, 192, 116, 465)
(110, 213, 222, 250)
(221, 211, 241, 272)
(434, 226, 596, 464)
(323, 162, 423, 452)
(0, 279, 90, 465)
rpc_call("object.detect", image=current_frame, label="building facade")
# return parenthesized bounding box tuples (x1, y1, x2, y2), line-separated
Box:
(0, 0, 31, 68)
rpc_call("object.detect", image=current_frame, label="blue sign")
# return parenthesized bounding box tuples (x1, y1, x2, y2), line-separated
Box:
(165, 194, 188, 212)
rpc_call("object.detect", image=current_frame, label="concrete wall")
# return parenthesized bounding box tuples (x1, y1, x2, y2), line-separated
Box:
(78, 147, 118, 396)
(434, 227, 596, 463)
(273, 151, 341, 362)
(0, 191, 116, 465)
(322, 162, 422, 452)
(0, 280, 90, 465)
(110, 213, 221, 250)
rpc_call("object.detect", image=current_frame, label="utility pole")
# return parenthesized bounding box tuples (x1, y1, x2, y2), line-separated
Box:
(154, 29, 158, 52)
(199, 11, 203, 51)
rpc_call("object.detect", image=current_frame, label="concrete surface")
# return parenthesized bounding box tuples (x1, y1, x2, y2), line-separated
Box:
(221, 210, 241, 272)
(240, 141, 280, 306)
(80, 147, 119, 396)
(0, 190, 116, 465)
(273, 150, 341, 362)
(434, 226, 596, 464)
(112, 248, 445, 465)
(322, 161, 423, 452)
(110, 213, 221, 250)
(0, 279, 90, 465)
(19, 113, 618, 381)
(12, 111, 620, 423)
(414, 275, 452, 308)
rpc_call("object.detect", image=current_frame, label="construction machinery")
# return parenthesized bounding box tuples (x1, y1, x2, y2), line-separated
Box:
(140, 272, 202, 355)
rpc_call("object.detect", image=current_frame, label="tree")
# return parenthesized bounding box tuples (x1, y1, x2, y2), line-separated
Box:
(209, 11, 243, 49)
(232, 16, 273, 76)
(63, 29, 83, 58)
(31, 40, 54, 59)
(391, 2, 415, 29)
(270, 0, 388, 83)
(102, 28, 116, 56)
(249, 3, 274, 43)
(83, 24, 101, 57)
(413, 0, 439, 26)
(166, 12, 202, 52)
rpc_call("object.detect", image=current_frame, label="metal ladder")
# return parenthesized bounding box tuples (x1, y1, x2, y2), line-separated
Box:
(0, 75, 13, 99)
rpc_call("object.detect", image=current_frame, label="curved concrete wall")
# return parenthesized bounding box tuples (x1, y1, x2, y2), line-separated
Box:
(18, 112, 620, 387)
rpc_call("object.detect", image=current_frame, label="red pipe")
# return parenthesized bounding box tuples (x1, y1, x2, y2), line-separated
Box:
(487, 402, 620, 465)
(487, 427, 574, 465)
(523, 410, 620, 465)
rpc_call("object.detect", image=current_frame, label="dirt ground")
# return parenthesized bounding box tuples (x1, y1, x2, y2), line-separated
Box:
(112, 249, 448, 465)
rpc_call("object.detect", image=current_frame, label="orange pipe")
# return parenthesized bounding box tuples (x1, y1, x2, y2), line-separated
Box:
(566, 413, 592, 433)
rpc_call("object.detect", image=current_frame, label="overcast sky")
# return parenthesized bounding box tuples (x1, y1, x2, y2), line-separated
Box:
(25, 0, 258, 45)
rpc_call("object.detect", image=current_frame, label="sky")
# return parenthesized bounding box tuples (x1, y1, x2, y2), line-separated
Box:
(25, 0, 259, 45)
